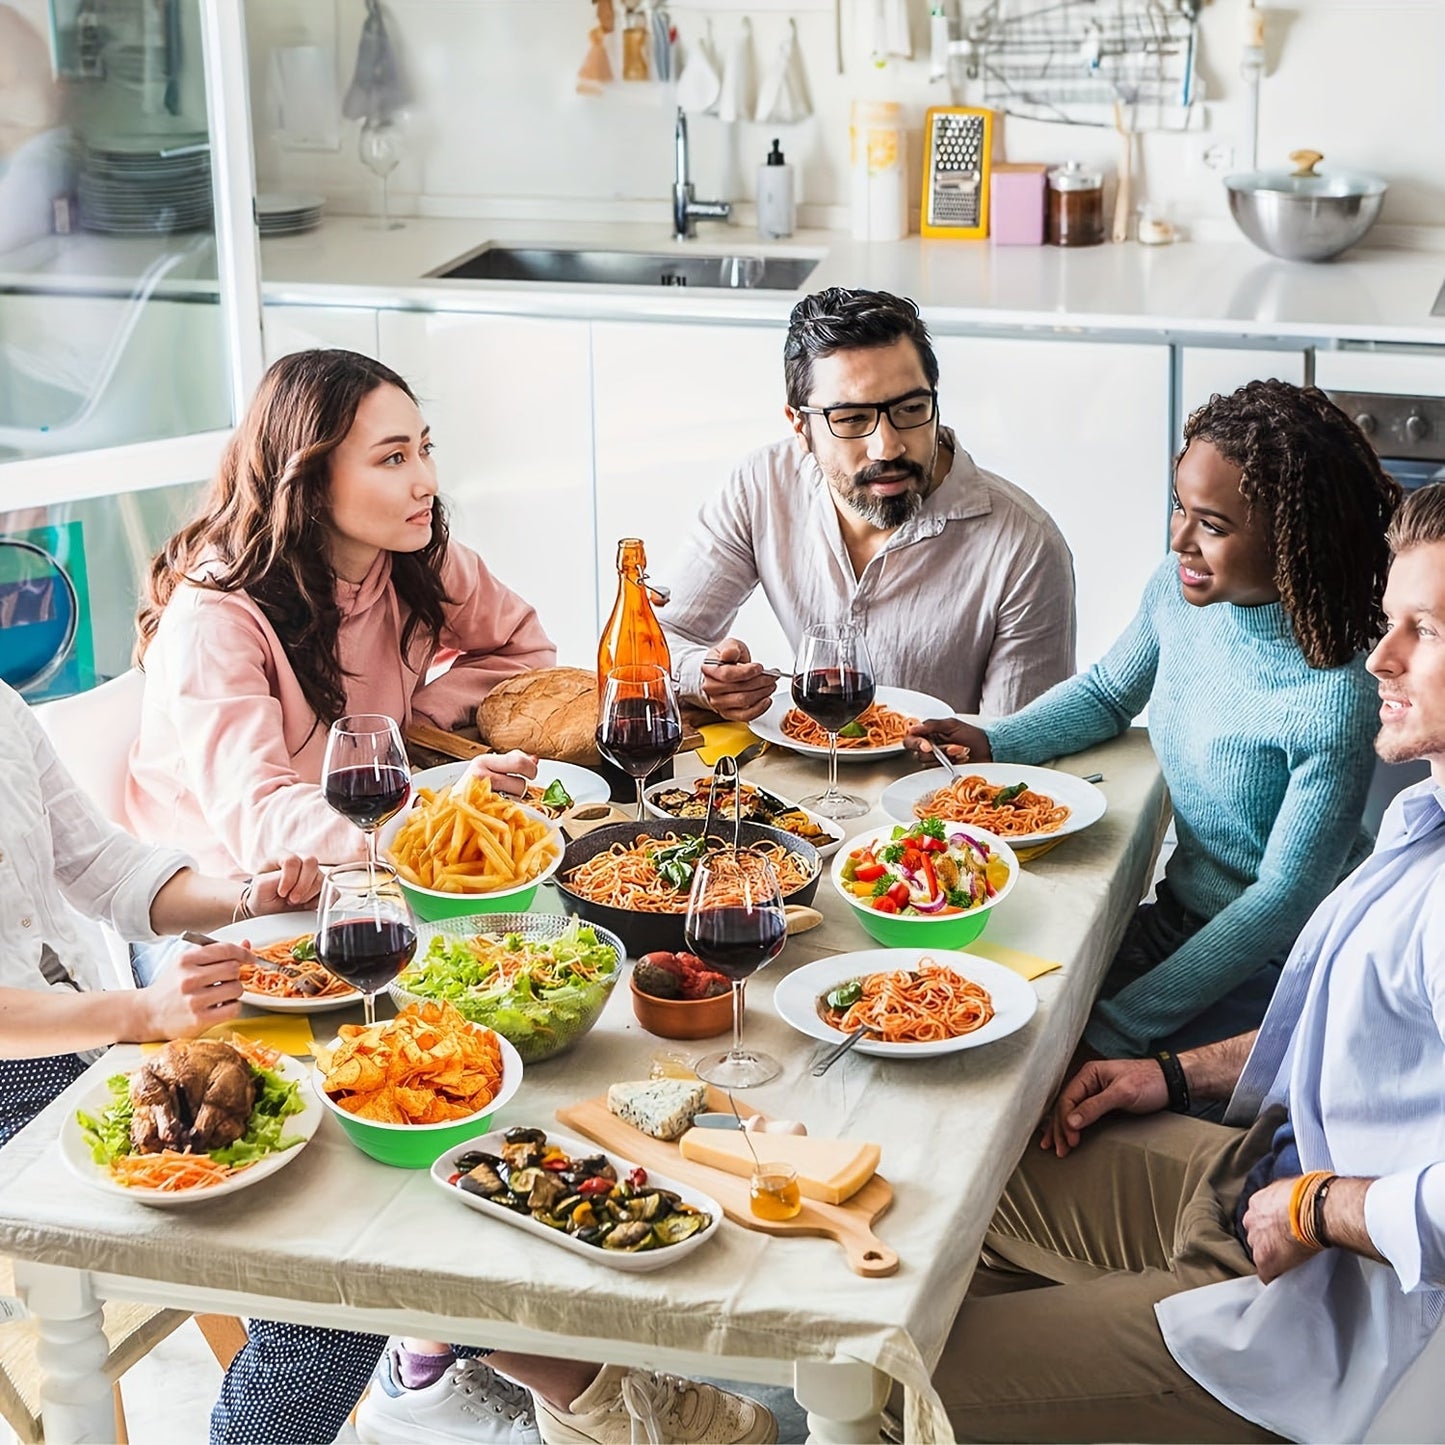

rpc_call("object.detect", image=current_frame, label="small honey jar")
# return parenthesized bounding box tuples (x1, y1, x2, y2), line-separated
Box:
(749, 1164, 802, 1221)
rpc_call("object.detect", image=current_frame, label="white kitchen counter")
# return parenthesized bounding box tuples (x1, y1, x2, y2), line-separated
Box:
(6, 215, 1445, 345)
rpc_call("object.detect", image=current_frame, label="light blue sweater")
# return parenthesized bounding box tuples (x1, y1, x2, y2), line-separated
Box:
(987, 558, 1379, 1057)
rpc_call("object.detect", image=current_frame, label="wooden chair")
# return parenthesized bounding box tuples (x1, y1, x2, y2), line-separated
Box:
(0, 1258, 246, 1443)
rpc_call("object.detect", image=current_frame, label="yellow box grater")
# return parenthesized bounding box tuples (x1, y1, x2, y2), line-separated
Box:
(920, 106, 994, 239)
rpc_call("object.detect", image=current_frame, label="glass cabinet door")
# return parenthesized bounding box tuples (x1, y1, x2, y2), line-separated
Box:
(0, 0, 260, 695)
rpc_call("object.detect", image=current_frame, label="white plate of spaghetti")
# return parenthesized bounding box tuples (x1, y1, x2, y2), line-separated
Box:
(751, 685, 952, 762)
(772, 949, 1038, 1058)
(213, 912, 359, 1014)
(880, 764, 1106, 848)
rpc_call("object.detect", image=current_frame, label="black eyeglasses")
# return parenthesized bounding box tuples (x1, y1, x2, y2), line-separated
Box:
(795, 388, 938, 440)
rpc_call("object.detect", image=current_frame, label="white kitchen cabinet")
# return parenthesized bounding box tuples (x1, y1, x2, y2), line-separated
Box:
(378, 311, 597, 667)
(263, 304, 379, 364)
(1178, 347, 1309, 439)
(590, 319, 794, 669)
(1314, 348, 1445, 396)
(931, 335, 1172, 670)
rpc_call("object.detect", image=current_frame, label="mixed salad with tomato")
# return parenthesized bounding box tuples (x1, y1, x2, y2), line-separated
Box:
(840, 817, 1011, 916)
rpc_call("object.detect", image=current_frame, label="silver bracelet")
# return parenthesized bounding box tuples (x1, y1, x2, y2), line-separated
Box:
(232, 876, 257, 924)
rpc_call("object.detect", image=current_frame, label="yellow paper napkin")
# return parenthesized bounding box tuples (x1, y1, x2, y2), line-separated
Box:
(695, 721, 763, 766)
(141, 1015, 317, 1057)
(970, 940, 1062, 981)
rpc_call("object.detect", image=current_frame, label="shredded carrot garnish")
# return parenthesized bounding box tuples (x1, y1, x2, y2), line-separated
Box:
(109, 1151, 245, 1191)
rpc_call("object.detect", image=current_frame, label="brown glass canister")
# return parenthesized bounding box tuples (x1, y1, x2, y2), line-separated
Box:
(1046, 162, 1105, 246)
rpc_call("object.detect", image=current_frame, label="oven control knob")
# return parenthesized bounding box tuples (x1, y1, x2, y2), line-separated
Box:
(1353, 412, 1377, 436)
(1405, 412, 1431, 444)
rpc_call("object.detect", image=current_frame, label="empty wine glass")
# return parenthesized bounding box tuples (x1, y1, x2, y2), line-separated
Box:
(689, 851, 788, 1088)
(791, 622, 875, 819)
(315, 863, 416, 1027)
(358, 118, 404, 231)
(322, 713, 410, 872)
(594, 664, 683, 820)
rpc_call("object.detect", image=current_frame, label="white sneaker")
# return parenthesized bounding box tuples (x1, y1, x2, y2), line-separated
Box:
(532, 1364, 777, 1445)
(356, 1347, 541, 1445)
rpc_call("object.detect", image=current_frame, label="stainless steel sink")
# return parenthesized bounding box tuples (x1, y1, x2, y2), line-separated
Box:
(429, 245, 819, 292)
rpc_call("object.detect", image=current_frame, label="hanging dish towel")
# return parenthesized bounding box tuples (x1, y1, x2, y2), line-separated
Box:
(342, 0, 412, 125)
(755, 18, 811, 124)
(717, 18, 754, 125)
(676, 21, 722, 114)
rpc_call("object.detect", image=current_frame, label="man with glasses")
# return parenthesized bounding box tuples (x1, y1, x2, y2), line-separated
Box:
(657, 288, 1076, 721)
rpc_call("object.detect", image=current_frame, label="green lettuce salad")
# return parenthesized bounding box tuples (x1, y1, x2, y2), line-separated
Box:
(397, 922, 619, 1063)
(78, 1061, 306, 1173)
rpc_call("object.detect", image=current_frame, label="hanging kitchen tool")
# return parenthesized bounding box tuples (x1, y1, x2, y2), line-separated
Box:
(676, 20, 722, 114)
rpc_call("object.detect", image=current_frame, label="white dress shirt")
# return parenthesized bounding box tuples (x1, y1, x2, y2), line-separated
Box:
(0, 683, 190, 996)
(1157, 778, 1445, 1442)
(657, 429, 1077, 715)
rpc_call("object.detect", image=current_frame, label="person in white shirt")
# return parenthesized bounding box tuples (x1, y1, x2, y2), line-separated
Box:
(0, 680, 320, 1140)
(932, 481, 1445, 1443)
(658, 288, 1077, 721)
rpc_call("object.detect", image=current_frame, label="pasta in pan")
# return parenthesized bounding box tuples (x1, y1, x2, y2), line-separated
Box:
(563, 833, 815, 913)
(914, 775, 1071, 836)
(782, 702, 915, 749)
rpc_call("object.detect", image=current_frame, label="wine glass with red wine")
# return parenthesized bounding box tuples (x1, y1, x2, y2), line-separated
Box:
(791, 622, 875, 820)
(315, 863, 417, 1027)
(688, 851, 788, 1088)
(323, 713, 410, 871)
(595, 663, 683, 821)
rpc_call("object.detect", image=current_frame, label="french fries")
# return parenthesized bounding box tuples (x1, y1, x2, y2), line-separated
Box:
(387, 773, 560, 894)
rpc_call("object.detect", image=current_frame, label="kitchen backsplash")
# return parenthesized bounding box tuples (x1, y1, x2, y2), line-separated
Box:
(244, 0, 1445, 238)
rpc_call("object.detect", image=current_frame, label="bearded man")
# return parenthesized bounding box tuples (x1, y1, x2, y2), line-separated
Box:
(657, 288, 1076, 720)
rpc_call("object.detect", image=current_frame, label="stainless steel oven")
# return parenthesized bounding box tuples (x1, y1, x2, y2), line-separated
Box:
(1325, 389, 1442, 831)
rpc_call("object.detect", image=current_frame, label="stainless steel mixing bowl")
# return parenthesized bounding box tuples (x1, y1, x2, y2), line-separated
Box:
(1225, 150, 1386, 262)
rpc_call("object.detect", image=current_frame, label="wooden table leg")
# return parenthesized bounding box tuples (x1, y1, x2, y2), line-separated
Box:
(12, 1260, 115, 1445)
(793, 1359, 890, 1444)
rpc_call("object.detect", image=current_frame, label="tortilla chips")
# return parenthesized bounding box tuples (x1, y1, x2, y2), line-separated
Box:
(320, 1001, 505, 1124)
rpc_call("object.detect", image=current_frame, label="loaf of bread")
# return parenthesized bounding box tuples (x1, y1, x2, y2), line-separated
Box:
(476, 667, 599, 764)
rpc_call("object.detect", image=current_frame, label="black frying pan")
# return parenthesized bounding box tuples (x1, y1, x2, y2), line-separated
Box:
(550, 818, 822, 958)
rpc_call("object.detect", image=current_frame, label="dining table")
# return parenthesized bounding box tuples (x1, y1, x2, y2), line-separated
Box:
(0, 727, 1167, 1445)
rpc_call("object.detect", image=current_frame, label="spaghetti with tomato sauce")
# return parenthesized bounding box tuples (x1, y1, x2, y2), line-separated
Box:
(819, 960, 995, 1044)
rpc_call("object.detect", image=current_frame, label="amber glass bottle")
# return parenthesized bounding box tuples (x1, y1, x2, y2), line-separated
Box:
(598, 538, 671, 678)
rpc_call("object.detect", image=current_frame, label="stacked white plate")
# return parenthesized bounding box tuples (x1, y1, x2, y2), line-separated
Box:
(78, 132, 212, 235)
(256, 192, 326, 237)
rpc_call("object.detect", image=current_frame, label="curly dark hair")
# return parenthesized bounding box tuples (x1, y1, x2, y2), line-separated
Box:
(783, 288, 939, 411)
(1180, 378, 1400, 669)
(135, 349, 451, 729)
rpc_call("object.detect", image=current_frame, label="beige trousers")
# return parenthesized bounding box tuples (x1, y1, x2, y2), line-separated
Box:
(933, 1108, 1289, 1443)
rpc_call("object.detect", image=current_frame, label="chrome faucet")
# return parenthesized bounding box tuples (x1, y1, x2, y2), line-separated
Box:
(672, 108, 731, 241)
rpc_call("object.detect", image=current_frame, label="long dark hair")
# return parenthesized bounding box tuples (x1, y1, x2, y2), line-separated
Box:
(1181, 379, 1399, 669)
(136, 349, 451, 726)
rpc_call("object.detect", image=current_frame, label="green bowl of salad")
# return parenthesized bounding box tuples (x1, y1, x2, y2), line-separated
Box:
(390, 913, 624, 1064)
(832, 818, 1019, 948)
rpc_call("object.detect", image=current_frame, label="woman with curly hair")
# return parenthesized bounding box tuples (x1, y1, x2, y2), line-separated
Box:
(126, 348, 555, 877)
(907, 379, 1399, 1060)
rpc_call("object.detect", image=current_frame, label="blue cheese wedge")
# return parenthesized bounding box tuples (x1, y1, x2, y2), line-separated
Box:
(606, 1079, 708, 1140)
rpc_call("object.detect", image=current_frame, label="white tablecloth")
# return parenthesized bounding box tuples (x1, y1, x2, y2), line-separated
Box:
(0, 729, 1167, 1443)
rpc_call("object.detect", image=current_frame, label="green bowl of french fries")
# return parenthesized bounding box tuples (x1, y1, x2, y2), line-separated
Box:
(379, 775, 565, 923)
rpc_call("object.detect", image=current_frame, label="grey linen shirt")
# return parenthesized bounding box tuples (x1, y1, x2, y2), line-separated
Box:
(659, 429, 1077, 715)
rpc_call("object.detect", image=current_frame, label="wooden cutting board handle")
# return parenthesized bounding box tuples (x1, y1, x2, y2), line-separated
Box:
(404, 723, 493, 761)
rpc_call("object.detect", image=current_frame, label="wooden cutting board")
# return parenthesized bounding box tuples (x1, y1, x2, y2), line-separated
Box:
(555, 1088, 898, 1277)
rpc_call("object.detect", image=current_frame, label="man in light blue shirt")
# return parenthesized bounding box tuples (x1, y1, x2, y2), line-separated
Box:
(933, 482, 1445, 1443)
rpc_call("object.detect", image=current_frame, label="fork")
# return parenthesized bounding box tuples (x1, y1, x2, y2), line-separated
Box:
(811, 1025, 877, 1076)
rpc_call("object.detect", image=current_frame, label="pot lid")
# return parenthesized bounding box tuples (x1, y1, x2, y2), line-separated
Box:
(1225, 149, 1386, 200)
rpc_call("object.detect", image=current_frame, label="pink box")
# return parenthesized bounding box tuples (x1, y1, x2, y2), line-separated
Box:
(991, 164, 1047, 246)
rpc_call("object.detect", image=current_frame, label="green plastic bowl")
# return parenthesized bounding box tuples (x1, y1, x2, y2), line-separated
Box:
(830, 823, 1019, 949)
(314, 1029, 523, 1168)
(377, 800, 564, 922)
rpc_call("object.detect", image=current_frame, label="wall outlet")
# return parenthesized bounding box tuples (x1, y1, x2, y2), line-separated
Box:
(1200, 142, 1235, 172)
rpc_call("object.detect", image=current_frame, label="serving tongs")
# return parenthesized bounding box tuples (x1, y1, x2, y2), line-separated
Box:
(700, 753, 747, 857)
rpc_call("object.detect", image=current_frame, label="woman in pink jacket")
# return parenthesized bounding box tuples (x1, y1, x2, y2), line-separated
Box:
(126, 348, 556, 878)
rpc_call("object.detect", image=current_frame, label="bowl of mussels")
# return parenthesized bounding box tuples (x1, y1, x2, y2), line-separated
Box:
(430, 1124, 721, 1271)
